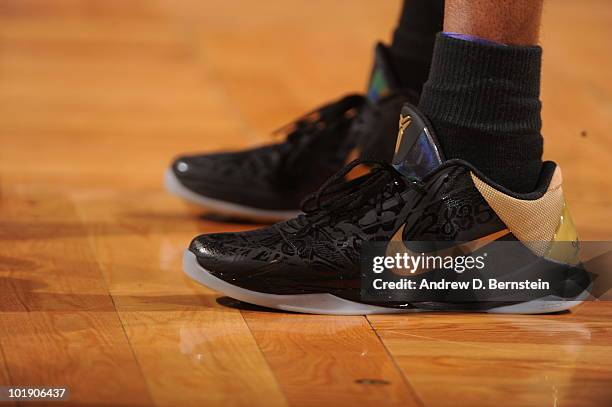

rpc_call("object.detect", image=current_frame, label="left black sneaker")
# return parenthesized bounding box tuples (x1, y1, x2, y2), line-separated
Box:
(166, 43, 417, 221)
(183, 103, 590, 315)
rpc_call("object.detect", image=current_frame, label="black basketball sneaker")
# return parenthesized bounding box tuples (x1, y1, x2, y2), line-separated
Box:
(183, 103, 590, 315)
(166, 43, 418, 221)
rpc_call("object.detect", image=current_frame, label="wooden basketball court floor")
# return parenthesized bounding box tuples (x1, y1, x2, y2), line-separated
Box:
(0, 0, 611, 406)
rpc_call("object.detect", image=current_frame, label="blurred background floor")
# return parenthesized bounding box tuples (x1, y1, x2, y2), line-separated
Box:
(0, 0, 611, 406)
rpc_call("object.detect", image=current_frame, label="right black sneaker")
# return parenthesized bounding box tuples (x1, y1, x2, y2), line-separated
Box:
(165, 43, 418, 221)
(183, 103, 590, 315)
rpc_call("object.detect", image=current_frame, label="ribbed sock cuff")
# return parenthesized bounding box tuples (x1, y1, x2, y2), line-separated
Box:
(420, 33, 543, 136)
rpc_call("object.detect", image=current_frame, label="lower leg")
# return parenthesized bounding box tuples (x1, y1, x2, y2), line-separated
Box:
(419, 0, 545, 192)
(444, 0, 543, 45)
(388, 0, 444, 94)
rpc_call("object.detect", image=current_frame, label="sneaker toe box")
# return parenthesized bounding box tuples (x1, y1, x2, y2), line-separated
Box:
(187, 230, 319, 295)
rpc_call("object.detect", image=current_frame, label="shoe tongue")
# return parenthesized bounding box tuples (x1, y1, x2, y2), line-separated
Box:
(391, 103, 445, 179)
(366, 43, 400, 103)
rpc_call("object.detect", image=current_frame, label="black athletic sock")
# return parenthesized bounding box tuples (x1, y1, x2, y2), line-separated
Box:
(419, 33, 544, 193)
(389, 0, 444, 94)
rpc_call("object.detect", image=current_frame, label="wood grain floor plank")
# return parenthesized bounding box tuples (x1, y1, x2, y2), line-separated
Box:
(120, 310, 287, 407)
(73, 191, 287, 407)
(242, 312, 423, 407)
(2, 1, 287, 404)
(0, 343, 15, 406)
(0, 191, 152, 406)
(377, 335, 612, 407)
(369, 303, 612, 407)
(540, 0, 612, 208)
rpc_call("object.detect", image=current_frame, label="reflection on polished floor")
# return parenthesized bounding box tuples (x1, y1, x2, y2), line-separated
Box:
(0, 0, 611, 406)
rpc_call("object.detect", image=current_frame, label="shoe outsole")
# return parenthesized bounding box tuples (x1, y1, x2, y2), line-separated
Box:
(165, 169, 301, 222)
(183, 250, 588, 315)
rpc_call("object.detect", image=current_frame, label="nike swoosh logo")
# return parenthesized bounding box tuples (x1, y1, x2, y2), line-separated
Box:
(385, 225, 511, 275)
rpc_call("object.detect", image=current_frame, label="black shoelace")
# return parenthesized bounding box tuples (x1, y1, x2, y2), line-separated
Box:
(272, 95, 365, 178)
(289, 158, 426, 230)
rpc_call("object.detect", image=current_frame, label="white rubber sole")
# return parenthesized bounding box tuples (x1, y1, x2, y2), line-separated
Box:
(165, 169, 301, 222)
(183, 250, 589, 315)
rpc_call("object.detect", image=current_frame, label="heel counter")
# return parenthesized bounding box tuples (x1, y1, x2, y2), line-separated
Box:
(470, 165, 579, 264)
